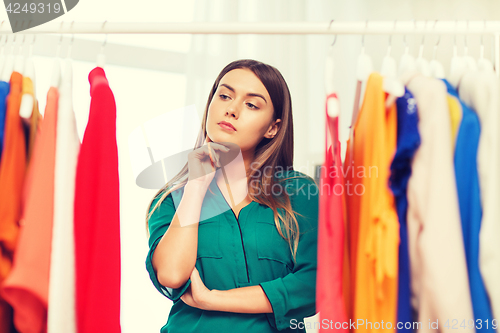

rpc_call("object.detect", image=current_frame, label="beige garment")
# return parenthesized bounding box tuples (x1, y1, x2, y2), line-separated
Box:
(459, 70, 500, 332)
(402, 72, 474, 333)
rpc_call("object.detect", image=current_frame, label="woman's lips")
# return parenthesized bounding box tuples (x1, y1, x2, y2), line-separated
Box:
(218, 122, 236, 131)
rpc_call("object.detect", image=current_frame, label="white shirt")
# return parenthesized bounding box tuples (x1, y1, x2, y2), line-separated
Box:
(47, 59, 80, 333)
(402, 72, 474, 333)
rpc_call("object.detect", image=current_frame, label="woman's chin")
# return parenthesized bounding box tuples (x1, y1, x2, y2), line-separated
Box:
(209, 136, 234, 145)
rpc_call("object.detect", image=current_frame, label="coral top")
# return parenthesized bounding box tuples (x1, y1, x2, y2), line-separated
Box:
(2, 86, 59, 333)
(0, 71, 25, 333)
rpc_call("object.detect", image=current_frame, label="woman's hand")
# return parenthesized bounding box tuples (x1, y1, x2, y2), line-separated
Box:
(180, 267, 214, 311)
(187, 142, 229, 190)
(180, 266, 274, 314)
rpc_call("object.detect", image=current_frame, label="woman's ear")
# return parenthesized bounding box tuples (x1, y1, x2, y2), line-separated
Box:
(264, 119, 281, 139)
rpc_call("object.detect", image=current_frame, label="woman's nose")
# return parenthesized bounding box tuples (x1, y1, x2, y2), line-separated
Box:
(226, 104, 238, 118)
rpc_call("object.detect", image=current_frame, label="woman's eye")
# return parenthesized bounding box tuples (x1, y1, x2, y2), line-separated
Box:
(219, 94, 257, 109)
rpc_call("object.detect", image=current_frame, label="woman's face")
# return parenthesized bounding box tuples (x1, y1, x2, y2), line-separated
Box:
(206, 68, 281, 152)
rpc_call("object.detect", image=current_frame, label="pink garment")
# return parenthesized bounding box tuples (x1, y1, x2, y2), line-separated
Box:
(317, 92, 348, 332)
(2, 86, 59, 333)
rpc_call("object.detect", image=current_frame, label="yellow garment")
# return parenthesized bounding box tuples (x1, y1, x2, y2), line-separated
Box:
(446, 94, 462, 149)
(347, 72, 399, 331)
(21, 76, 41, 164)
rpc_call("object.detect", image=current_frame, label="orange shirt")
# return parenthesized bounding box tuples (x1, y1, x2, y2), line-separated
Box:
(3, 87, 58, 333)
(345, 72, 399, 331)
(0, 71, 25, 332)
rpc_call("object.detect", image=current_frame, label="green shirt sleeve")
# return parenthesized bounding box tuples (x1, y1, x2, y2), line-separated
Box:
(145, 192, 191, 302)
(259, 174, 319, 330)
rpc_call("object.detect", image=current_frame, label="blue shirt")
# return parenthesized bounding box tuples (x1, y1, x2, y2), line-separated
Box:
(443, 79, 495, 332)
(389, 88, 421, 333)
(0, 81, 10, 161)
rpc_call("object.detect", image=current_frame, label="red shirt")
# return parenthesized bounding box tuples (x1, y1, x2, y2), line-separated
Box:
(74, 67, 121, 333)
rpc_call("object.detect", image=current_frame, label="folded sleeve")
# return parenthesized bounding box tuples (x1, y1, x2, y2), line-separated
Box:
(145, 192, 191, 302)
(259, 175, 319, 330)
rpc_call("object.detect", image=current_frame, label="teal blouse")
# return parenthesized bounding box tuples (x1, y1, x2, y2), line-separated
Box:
(145, 170, 318, 333)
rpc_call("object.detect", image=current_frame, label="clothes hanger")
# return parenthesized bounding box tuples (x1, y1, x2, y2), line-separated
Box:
(19, 35, 36, 118)
(50, 22, 63, 88)
(398, 35, 416, 76)
(429, 21, 446, 79)
(353, 20, 373, 107)
(24, 35, 35, 80)
(463, 38, 477, 71)
(349, 21, 372, 166)
(463, 22, 477, 72)
(0, 21, 7, 76)
(62, 22, 74, 93)
(1, 34, 15, 81)
(325, 20, 339, 118)
(13, 34, 25, 75)
(429, 36, 446, 79)
(0, 36, 6, 79)
(381, 21, 404, 107)
(324, 20, 340, 155)
(380, 22, 397, 77)
(415, 20, 431, 77)
(398, 20, 417, 76)
(356, 20, 373, 84)
(448, 21, 467, 89)
(351, 21, 372, 128)
(477, 21, 494, 72)
(96, 20, 107, 68)
(65, 22, 74, 67)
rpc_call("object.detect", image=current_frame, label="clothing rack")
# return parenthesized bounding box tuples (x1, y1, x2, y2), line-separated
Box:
(2, 20, 499, 75)
(4, 20, 500, 34)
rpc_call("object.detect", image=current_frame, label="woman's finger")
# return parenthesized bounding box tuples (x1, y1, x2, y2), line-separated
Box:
(211, 144, 220, 168)
(181, 288, 195, 307)
(206, 142, 217, 169)
(209, 143, 231, 167)
(191, 267, 200, 280)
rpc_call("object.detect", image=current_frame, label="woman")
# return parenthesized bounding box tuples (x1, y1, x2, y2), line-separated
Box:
(145, 59, 319, 332)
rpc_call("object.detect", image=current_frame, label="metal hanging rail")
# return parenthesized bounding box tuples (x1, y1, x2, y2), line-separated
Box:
(2, 20, 500, 34)
(1, 20, 497, 76)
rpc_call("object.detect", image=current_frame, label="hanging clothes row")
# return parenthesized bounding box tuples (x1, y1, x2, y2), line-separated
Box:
(0, 43, 121, 333)
(317, 40, 500, 333)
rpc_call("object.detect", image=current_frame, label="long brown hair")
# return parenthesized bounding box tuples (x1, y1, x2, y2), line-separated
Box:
(146, 59, 305, 263)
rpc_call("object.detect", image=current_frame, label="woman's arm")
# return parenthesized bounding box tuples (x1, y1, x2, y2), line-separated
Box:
(181, 174, 318, 329)
(152, 181, 207, 289)
(208, 286, 273, 313)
